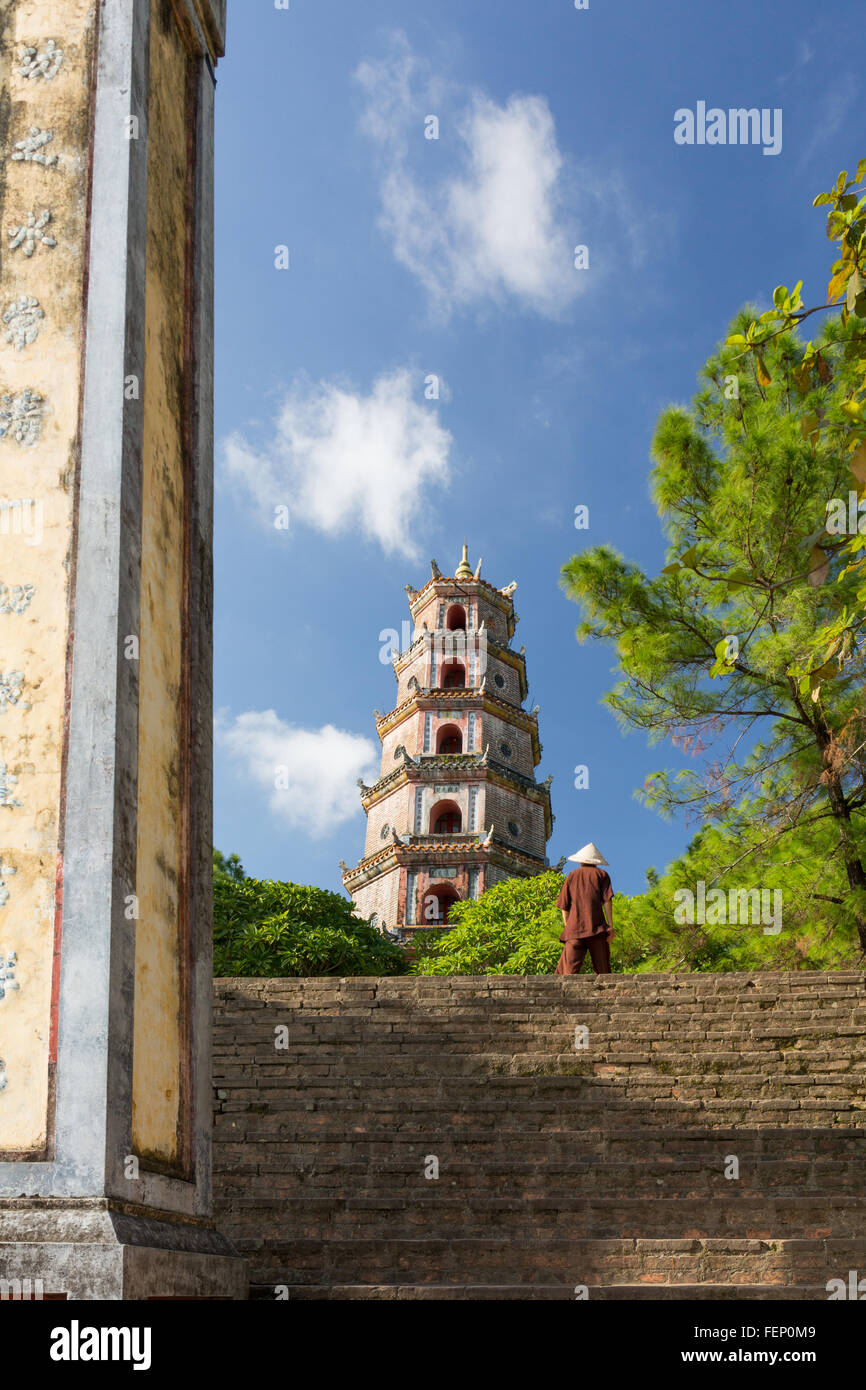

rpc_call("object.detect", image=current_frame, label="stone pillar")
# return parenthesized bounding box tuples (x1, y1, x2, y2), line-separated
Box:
(0, 0, 245, 1298)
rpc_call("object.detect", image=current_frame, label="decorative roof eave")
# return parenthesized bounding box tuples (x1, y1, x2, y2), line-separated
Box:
(359, 752, 488, 805)
(407, 574, 515, 619)
(392, 630, 527, 685)
(360, 757, 553, 818)
(342, 836, 548, 890)
(376, 690, 542, 763)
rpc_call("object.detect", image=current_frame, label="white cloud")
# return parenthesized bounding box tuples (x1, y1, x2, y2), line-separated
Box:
(777, 38, 814, 87)
(218, 709, 378, 839)
(221, 367, 452, 559)
(356, 33, 579, 320)
(798, 74, 858, 170)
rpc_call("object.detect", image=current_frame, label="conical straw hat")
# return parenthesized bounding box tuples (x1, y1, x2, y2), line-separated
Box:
(568, 842, 609, 866)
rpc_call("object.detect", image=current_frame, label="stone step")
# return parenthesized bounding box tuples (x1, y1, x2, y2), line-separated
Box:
(216, 1194, 866, 1240)
(244, 1235, 866, 1287)
(215, 1054, 866, 1082)
(216, 1021, 866, 1040)
(217, 1003, 866, 1018)
(215, 1122, 863, 1153)
(215, 1159, 862, 1200)
(216, 1068, 866, 1091)
(216, 1137, 863, 1176)
(215, 1078, 866, 1112)
(250, 1281, 830, 1301)
(215, 1105, 865, 1143)
(216, 972, 865, 992)
(214, 1052, 866, 1078)
(220, 1011, 866, 1024)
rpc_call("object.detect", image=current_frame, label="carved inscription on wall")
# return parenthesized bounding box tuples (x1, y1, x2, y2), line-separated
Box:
(0, 2, 96, 1154)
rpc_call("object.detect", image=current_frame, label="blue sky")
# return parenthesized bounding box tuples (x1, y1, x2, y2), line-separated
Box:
(211, 0, 864, 899)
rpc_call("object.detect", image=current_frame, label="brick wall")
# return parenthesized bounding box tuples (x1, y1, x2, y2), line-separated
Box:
(484, 782, 547, 858)
(213, 973, 866, 1300)
(349, 871, 401, 930)
(482, 713, 536, 776)
(361, 784, 413, 855)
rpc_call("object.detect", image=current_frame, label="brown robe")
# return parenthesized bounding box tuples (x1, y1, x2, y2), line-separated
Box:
(554, 865, 613, 975)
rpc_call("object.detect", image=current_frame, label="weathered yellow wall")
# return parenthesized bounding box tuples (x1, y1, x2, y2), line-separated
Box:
(0, 1, 97, 1154)
(131, 0, 191, 1170)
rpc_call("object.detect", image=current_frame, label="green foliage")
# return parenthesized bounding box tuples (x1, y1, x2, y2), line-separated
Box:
(559, 166, 866, 955)
(412, 871, 564, 975)
(561, 296, 866, 948)
(213, 847, 246, 884)
(725, 159, 866, 688)
(410, 826, 863, 976)
(213, 850, 409, 977)
(613, 815, 862, 972)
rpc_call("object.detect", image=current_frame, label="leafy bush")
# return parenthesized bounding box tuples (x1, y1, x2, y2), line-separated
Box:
(412, 871, 564, 975)
(612, 815, 862, 972)
(411, 813, 863, 975)
(213, 850, 409, 977)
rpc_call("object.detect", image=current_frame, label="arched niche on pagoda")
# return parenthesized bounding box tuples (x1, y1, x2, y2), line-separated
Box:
(423, 883, 460, 925)
(436, 723, 463, 755)
(430, 799, 462, 834)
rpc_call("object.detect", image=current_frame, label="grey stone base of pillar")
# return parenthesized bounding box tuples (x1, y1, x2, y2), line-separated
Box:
(0, 1200, 248, 1300)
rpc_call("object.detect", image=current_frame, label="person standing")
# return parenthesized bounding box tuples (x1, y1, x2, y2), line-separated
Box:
(554, 843, 614, 975)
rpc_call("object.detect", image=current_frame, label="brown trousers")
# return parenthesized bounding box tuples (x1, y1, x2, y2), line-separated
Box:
(555, 934, 611, 975)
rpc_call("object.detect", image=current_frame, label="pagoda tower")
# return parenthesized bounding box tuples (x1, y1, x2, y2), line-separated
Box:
(342, 546, 553, 936)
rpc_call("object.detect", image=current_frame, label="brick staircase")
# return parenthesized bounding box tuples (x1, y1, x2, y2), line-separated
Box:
(212, 974, 866, 1300)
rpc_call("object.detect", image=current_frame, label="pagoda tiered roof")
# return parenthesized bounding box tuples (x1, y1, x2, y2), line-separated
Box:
(358, 753, 554, 839)
(403, 551, 519, 637)
(376, 687, 543, 764)
(342, 832, 547, 893)
(392, 630, 528, 700)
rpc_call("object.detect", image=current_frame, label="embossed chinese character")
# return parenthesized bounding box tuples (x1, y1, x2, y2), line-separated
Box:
(0, 582, 35, 616)
(8, 209, 57, 257)
(0, 951, 18, 1000)
(16, 39, 64, 81)
(0, 858, 16, 910)
(0, 389, 45, 446)
(0, 672, 26, 714)
(10, 127, 58, 168)
(0, 765, 21, 809)
(3, 297, 44, 350)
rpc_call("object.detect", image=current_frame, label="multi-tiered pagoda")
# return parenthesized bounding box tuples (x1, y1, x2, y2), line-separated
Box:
(342, 546, 553, 936)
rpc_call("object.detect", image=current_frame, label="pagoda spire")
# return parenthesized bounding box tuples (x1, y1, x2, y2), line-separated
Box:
(455, 542, 473, 580)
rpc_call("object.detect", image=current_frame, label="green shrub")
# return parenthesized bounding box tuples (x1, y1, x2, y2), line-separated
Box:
(213, 851, 409, 977)
(412, 871, 564, 975)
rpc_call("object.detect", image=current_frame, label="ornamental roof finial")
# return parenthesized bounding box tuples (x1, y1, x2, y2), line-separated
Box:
(455, 541, 473, 580)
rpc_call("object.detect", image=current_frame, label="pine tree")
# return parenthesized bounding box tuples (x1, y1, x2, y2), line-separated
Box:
(562, 312, 866, 950)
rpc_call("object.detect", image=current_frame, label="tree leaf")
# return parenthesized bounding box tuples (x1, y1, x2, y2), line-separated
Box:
(755, 354, 772, 386)
(849, 441, 866, 491)
(725, 569, 752, 592)
(808, 546, 830, 586)
(846, 268, 864, 312)
(827, 266, 850, 303)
